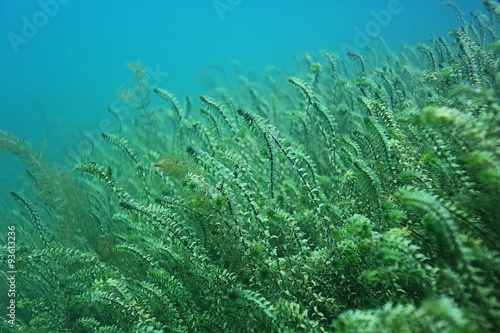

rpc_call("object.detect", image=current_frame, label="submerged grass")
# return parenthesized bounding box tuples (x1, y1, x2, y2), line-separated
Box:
(1, 2, 500, 332)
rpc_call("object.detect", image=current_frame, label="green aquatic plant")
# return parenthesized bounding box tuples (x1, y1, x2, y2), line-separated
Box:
(117, 61, 151, 114)
(1, 2, 500, 332)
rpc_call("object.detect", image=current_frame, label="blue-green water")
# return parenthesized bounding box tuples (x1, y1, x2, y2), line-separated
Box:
(0, 1, 483, 187)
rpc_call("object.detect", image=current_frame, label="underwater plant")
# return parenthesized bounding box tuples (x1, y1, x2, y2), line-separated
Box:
(1, 2, 500, 332)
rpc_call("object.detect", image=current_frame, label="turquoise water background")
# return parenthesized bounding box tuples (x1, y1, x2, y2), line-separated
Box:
(0, 0, 486, 196)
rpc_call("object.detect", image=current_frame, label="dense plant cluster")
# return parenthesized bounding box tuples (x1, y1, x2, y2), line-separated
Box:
(1, 2, 500, 332)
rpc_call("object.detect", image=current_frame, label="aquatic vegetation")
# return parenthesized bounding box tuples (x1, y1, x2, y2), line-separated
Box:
(1, 3, 500, 332)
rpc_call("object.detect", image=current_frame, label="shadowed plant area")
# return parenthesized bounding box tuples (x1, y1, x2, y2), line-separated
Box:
(2, 2, 500, 332)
